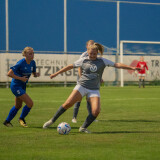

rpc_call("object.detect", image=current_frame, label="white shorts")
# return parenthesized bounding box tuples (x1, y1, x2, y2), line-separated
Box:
(138, 74, 146, 77)
(73, 84, 100, 98)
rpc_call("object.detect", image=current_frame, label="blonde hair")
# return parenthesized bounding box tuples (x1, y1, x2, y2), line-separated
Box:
(88, 43, 104, 56)
(86, 40, 94, 46)
(22, 47, 34, 56)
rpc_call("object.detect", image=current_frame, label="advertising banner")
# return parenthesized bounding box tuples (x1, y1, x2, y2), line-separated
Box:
(0, 53, 159, 82)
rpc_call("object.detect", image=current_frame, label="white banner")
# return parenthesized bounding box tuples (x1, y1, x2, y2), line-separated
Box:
(0, 53, 159, 82)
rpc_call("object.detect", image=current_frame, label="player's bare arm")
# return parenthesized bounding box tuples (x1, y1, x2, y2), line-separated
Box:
(114, 63, 141, 71)
(50, 64, 74, 79)
(7, 69, 28, 82)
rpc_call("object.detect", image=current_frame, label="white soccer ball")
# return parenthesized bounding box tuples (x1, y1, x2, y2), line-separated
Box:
(57, 122, 71, 135)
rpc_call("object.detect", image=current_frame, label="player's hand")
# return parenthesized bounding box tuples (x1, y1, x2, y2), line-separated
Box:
(35, 72, 40, 77)
(135, 70, 138, 74)
(20, 76, 28, 82)
(147, 70, 149, 74)
(134, 67, 141, 71)
(50, 73, 58, 79)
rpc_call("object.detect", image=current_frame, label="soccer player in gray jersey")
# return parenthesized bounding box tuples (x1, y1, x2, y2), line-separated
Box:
(72, 40, 95, 123)
(43, 43, 141, 133)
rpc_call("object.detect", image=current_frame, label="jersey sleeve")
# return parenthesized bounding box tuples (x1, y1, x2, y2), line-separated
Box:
(10, 60, 21, 73)
(136, 62, 140, 67)
(32, 60, 36, 73)
(101, 57, 115, 67)
(73, 58, 85, 68)
(145, 62, 148, 70)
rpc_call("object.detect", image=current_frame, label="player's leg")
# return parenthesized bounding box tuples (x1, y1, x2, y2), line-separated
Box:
(43, 89, 82, 128)
(80, 96, 100, 133)
(138, 76, 142, 88)
(86, 98, 98, 122)
(86, 98, 92, 115)
(142, 76, 145, 88)
(18, 93, 33, 127)
(3, 97, 23, 127)
(72, 101, 81, 123)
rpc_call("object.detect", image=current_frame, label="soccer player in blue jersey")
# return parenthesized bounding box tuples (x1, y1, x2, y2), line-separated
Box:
(43, 43, 141, 133)
(3, 47, 40, 127)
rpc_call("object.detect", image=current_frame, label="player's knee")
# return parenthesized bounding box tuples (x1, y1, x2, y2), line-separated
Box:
(28, 100, 34, 108)
(63, 102, 72, 109)
(92, 109, 100, 117)
(15, 105, 22, 109)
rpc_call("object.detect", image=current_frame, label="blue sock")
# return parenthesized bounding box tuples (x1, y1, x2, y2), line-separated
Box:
(20, 105, 31, 119)
(6, 106, 19, 122)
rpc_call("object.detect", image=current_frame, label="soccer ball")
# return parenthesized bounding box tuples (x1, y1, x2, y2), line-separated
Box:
(57, 122, 71, 135)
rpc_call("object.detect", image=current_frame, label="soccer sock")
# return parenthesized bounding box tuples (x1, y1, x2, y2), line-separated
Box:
(73, 102, 81, 118)
(6, 106, 19, 122)
(20, 105, 31, 119)
(139, 79, 141, 88)
(87, 101, 92, 115)
(142, 79, 145, 87)
(81, 114, 96, 128)
(51, 106, 66, 122)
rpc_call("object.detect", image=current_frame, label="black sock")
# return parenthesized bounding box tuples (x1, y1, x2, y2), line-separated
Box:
(81, 114, 96, 128)
(139, 79, 142, 88)
(87, 101, 92, 115)
(51, 106, 66, 122)
(73, 102, 81, 118)
(142, 79, 145, 87)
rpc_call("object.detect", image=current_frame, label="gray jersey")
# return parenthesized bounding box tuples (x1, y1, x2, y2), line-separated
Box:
(73, 57, 115, 90)
(77, 51, 88, 81)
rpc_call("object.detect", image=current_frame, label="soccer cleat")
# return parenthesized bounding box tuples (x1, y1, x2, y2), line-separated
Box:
(3, 120, 13, 127)
(72, 118, 77, 123)
(79, 127, 91, 134)
(19, 118, 28, 128)
(43, 119, 53, 129)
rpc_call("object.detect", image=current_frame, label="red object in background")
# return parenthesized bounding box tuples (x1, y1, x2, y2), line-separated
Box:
(136, 61, 148, 74)
(128, 60, 139, 74)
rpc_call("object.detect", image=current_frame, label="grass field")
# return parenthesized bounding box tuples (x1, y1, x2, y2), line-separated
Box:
(0, 86, 160, 160)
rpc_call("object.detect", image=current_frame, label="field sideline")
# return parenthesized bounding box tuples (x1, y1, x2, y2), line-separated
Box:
(0, 86, 160, 160)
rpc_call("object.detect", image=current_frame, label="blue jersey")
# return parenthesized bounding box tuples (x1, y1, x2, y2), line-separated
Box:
(10, 58, 36, 86)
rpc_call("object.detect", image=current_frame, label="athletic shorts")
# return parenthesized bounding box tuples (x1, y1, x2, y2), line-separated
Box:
(138, 73, 146, 77)
(73, 84, 100, 98)
(10, 84, 26, 97)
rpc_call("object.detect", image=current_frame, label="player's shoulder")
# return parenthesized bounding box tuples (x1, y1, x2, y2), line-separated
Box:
(97, 57, 108, 64)
(31, 59, 36, 64)
(97, 57, 107, 61)
(16, 58, 26, 65)
(97, 57, 115, 66)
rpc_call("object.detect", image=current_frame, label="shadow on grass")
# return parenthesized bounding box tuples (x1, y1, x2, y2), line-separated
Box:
(99, 119, 160, 123)
(30, 126, 79, 129)
(92, 130, 160, 134)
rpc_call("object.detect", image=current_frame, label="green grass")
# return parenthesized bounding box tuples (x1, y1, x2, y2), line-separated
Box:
(0, 86, 160, 160)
